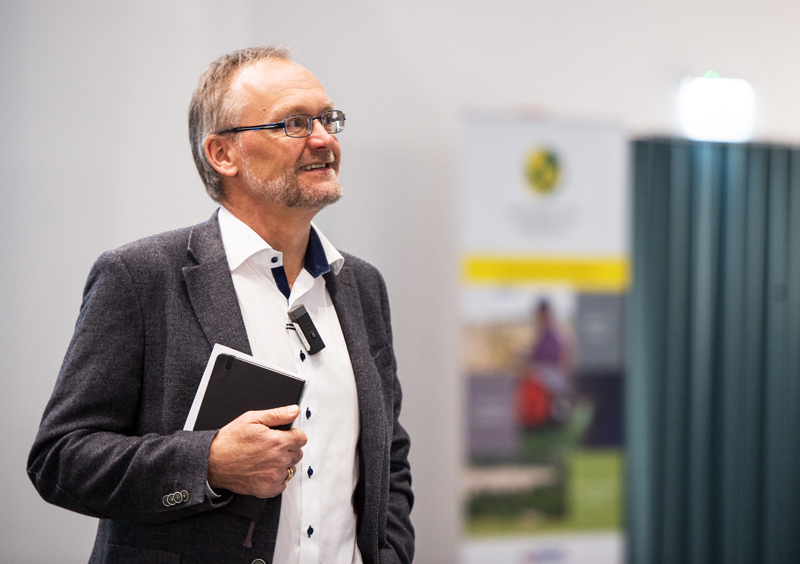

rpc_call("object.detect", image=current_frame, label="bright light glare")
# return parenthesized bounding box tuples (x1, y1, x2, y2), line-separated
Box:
(678, 76, 756, 142)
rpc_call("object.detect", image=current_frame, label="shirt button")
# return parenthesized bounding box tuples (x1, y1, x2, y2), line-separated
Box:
(307, 467, 314, 478)
(299, 351, 306, 361)
(271, 257, 278, 263)
(307, 525, 314, 537)
(306, 408, 311, 419)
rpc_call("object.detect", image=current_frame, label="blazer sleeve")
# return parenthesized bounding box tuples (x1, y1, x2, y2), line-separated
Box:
(376, 270, 415, 564)
(27, 250, 229, 524)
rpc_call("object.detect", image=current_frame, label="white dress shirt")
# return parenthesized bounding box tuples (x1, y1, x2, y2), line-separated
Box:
(218, 207, 363, 564)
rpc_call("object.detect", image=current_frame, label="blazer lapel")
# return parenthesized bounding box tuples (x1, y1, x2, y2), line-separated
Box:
(325, 265, 386, 475)
(183, 212, 252, 356)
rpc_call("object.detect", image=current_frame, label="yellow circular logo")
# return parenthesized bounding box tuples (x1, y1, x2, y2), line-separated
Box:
(525, 147, 562, 195)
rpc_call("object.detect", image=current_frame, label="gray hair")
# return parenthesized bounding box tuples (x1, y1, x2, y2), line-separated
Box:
(188, 45, 291, 201)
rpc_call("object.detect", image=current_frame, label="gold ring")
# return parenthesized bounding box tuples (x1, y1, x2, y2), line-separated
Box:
(285, 467, 294, 483)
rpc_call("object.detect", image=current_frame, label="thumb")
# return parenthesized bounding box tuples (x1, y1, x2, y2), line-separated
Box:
(251, 404, 300, 428)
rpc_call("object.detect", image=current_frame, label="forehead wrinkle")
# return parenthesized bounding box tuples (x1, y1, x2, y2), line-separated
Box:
(232, 60, 333, 123)
(271, 100, 336, 118)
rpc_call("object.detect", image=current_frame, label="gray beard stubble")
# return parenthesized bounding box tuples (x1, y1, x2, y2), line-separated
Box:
(242, 151, 342, 210)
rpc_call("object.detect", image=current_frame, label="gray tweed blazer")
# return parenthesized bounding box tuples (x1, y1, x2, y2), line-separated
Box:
(28, 212, 414, 564)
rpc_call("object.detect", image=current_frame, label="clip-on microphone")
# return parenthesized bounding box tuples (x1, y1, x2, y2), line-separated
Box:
(288, 304, 325, 355)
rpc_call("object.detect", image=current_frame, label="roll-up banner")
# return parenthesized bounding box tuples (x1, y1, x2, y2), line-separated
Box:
(460, 117, 628, 564)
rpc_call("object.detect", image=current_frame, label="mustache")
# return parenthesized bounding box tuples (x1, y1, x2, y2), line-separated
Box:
(295, 150, 337, 169)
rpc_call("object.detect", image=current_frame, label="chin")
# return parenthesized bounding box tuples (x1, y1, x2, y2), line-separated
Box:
(283, 180, 342, 210)
(245, 165, 342, 210)
(297, 188, 342, 210)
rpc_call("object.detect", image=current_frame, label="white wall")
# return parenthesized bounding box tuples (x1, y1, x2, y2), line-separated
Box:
(2, 1, 799, 562)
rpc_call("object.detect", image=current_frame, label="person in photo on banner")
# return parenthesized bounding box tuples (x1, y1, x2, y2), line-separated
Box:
(516, 299, 576, 428)
(27, 46, 414, 564)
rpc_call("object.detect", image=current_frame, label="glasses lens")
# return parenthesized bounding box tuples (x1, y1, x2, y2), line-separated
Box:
(321, 111, 345, 134)
(284, 115, 313, 138)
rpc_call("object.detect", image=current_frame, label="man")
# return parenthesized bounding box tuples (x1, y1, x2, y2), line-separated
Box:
(27, 46, 414, 564)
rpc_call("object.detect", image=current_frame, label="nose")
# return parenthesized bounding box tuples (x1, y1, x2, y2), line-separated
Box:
(306, 119, 337, 150)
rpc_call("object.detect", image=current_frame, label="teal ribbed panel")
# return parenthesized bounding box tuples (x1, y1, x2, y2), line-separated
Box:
(662, 141, 691, 564)
(763, 148, 790, 564)
(688, 142, 719, 564)
(628, 140, 800, 564)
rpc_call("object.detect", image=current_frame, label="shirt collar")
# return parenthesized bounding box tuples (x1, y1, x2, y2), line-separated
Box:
(217, 206, 344, 276)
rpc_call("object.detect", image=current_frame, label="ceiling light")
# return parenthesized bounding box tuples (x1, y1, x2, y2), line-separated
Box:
(678, 72, 756, 142)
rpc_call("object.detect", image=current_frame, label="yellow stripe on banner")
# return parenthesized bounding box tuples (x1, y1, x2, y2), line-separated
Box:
(462, 255, 631, 292)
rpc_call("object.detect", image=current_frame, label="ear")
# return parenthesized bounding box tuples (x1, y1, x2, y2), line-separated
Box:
(204, 134, 239, 177)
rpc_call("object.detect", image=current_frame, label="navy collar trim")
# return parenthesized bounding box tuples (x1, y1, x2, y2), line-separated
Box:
(304, 226, 331, 279)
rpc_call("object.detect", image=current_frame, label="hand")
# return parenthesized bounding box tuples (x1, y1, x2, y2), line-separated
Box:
(207, 405, 307, 498)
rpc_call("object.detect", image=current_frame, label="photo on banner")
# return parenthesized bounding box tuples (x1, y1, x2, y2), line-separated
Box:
(460, 117, 629, 564)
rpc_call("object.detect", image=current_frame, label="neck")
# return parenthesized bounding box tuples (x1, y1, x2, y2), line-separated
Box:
(221, 193, 320, 288)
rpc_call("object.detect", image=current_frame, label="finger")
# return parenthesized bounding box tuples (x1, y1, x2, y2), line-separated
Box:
(286, 429, 308, 449)
(250, 404, 300, 428)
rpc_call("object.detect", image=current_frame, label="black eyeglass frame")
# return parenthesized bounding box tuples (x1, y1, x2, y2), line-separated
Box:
(217, 110, 346, 138)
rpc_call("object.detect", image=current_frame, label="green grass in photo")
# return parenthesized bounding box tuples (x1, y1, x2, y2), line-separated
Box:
(566, 448, 622, 530)
(465, 448, 623, 537)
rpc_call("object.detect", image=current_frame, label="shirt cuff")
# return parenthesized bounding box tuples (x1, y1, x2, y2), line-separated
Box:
(205, 481, 222, 500)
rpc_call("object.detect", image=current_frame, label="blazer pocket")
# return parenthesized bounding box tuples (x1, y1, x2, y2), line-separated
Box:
(103, 544, 181, 564)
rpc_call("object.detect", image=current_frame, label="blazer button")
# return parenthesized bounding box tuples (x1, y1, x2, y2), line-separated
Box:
(167, 493, 176, 505)
(162, 494, 170, 507)
(181, 490, 189, 502)
(252, 560, 267, 564)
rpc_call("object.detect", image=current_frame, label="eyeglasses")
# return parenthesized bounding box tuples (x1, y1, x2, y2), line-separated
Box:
(217, 110, 346, 138)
